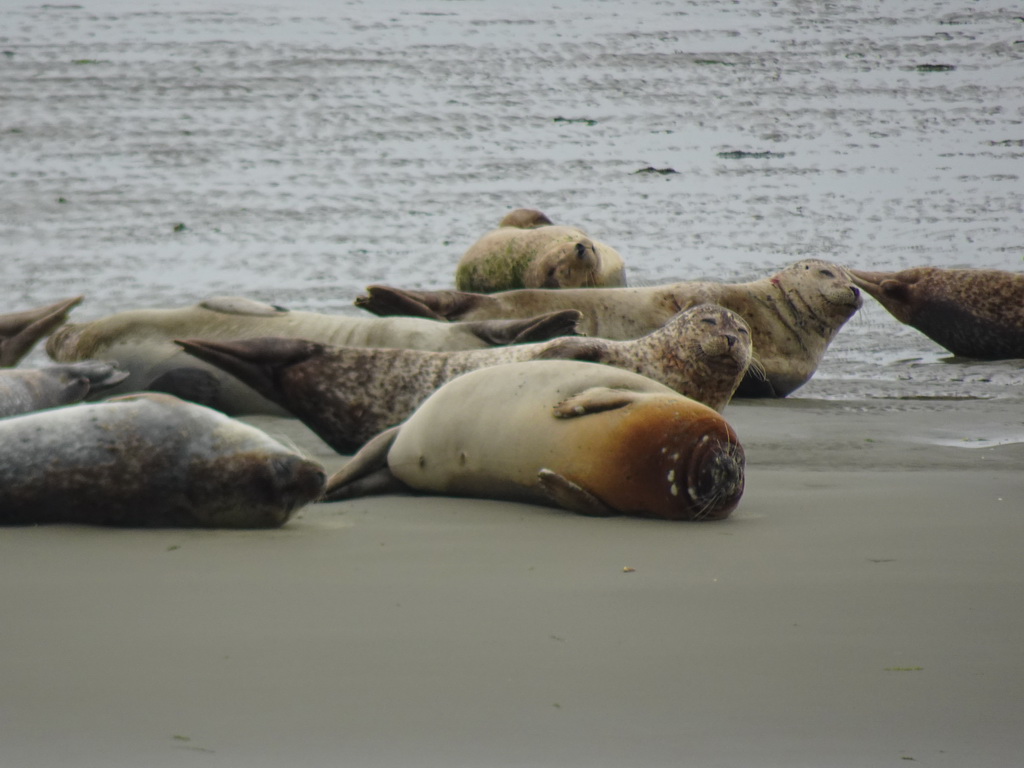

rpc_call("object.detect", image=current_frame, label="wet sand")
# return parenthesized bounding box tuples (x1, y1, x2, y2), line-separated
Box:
(1, 1, 1023, 765)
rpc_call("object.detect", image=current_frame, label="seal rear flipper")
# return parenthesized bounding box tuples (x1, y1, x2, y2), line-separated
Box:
(355, 285, 487, 321)
(322, 427, 404, 502)
(467, 310, 582, 346)
(537, 469, 617, 517)
(147, 366, 223, 407)
(0, 296, 84, 367)
(552, 386, 639, 418)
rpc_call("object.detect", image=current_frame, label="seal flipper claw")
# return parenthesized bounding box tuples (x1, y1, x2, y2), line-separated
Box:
(467, 310, 582, 346)
(322, 427, 406, 502)
(553, 387, 637, 418)
(537, 469, 617, 517)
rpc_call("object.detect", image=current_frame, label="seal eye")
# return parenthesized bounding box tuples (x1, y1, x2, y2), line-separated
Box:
(701, 318, 717, 326)
(819, 269, 835, 278)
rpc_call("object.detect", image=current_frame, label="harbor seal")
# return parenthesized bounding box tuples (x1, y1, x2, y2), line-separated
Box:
(45, 296, 582, 416)
(1, 296, 83, 367)
(358, 259, 863, 397)
(321, 360, 745, 521)
(849, 266, 1024, 359)
(455, 223, 627, 292)
(0, 361, 128, 418)
(0, 393, 326, 528)
(176, 304, 753, 454)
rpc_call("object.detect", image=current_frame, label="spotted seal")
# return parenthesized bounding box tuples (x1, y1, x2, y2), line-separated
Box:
(176, 304, 752, 454)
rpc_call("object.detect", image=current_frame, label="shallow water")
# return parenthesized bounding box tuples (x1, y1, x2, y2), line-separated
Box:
(2, 0, 1022, 399)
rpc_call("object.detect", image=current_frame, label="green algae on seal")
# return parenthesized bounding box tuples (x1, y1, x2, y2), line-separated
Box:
(321, 360, 745, 522)
(0, 393, 326, 528)
(175, 303, 752, 454)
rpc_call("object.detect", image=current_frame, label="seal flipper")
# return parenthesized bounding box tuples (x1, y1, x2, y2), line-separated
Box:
(534, 337, 604, 361)
(147, 366, 223, 407)
(355, 285, 489, 321)
(0, 296, 84, 367)
(199, 296, 289, 316)
(466, 310, 582, 346)
(537, 469, 617, 517)
(553, 387, 639, 418)
(321, 427, 407, 502)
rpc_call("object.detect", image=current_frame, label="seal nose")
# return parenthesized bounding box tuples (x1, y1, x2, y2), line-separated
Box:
(724, 334, 737, 349)
(851, 285, 861, 300)
(271, 455, 328, 510)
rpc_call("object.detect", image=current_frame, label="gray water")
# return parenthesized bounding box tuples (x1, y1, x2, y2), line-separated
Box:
(2, 0, 1022, 399)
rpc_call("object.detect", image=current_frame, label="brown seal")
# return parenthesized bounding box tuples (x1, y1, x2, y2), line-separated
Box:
(358, 258, 863, 397)
(0, 393, 325, 528)
(498, 208, 554, 228)
(455, 222, 627, 292)
(0, 296, 83, 367)
(849, 266, 1024, 359)
(176, 304, 752, 454)
(45, 296, 582, 416)
(0, 361, 128, 418)
(322, 360, 745, 521)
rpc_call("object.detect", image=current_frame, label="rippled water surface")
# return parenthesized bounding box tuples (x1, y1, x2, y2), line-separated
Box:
(2, 0, 1022, 399)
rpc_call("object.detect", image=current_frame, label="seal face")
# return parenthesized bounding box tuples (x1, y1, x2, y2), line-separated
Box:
(849, 266, 1024, 359)
(0, 361, 128, 418)
(321, 360, 745, 521)
(175, 303, 751, 454)
(0, 393, 326, 528)
(357, 258, 862, 397)
(0, 296, 83, 367)
(45, 296, 582, 416)
(455, 224, 627, 292)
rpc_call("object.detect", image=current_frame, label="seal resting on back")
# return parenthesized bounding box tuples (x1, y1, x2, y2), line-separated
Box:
(176, 304, 753, 454)
(322, 360, 746, 522)
(455, 209, 627, 292)
(0, 296, 83, 367)
(45, 296, 582, 416)
(358, 258, 863, 397)
(0, 393, 325, 528)
(849, 266, 1024, 359)
(0, 361, 128, 418)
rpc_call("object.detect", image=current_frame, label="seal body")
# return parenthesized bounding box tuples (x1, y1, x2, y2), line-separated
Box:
(0, 361, 128, 418)
(176, 304, 752, 454)
(359, 259, 863, 397)
(455, 224, 627, 292)
(0, 393, 325, 527)
(849, 266, 1024, 359)
(0, 296, 83, 367)
(45, 296, 581, 416)
(323, 361, 745, 521)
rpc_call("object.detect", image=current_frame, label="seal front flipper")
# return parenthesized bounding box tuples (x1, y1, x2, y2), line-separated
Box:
(535, 337, 604, 361)
(537, 469, 617, 517)
(1, 296, 84, 367)
(199, 296, 289, 316)
(466, 310, 582, 346)
(355, 285, 489, 321)
(322, 427, 407, 502)
(553, 386, 639, 418)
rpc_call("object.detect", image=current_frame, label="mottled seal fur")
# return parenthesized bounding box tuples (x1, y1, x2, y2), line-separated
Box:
(0, 361, 128, 418)
(0, 393, 325, 528)
(321, 360, 745, 521)
(45, 296, 581, 416)
(1, 296, 83, 367)
(176, 304, 752, 454)
(358, 259, 863, 397)
(455, 218, 627, 292)
(849, 266, 1024, 359)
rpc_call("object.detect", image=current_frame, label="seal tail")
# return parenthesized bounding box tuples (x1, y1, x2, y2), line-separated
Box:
(1, 296, 84, 367)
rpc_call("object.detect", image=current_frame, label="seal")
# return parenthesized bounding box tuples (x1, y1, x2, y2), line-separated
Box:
(849, 266, 1024, 359)
(45, 296, 582, 416)
(357, 259, 863, 397)
(0, 361, 129, 418)
(321, 360, 745, 521)
(0, 392, 326, 528)
(176, 304, 753, 454)
(455, 223, 627, 292)
(498, 208, 554, 229)
(1, 296, 83, 367)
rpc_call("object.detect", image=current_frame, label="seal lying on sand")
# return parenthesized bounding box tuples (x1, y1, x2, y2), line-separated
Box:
(455, 212, 627, 292)
(358, 259, 862, 397)
(0, 361, 128, 418)
(1, 296, 83, 367)
(177, 304, 753, 454)
(321, 360, 745, 521)
(46, 296, 582, 416)
(849, 266, 1024, 359)
(0, 393, 325, 528)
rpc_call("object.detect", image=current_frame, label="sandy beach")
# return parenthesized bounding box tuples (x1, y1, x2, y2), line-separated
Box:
(2, 0, 1023, 765)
